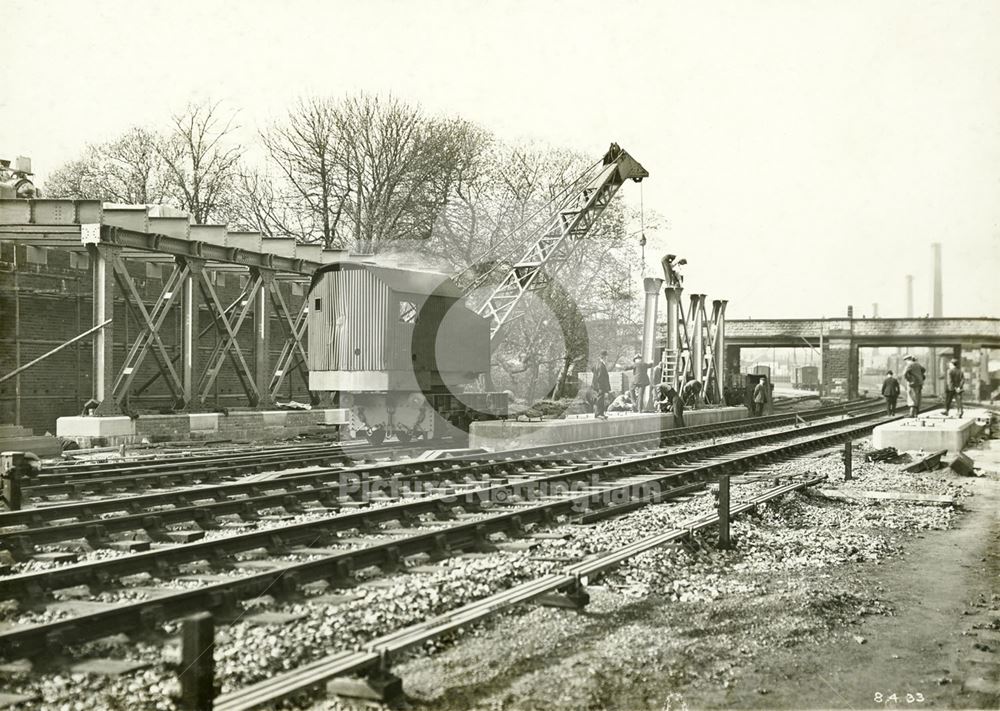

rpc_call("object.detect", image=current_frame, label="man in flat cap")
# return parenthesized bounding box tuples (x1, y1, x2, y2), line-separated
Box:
(901, 354, 926, 418)
(944, 358, 965, 417)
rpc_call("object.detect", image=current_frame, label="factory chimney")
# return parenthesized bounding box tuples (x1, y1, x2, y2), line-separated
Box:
(872, 303, 879, 318)
(905, 275, 914, 318)
(928, 243, 943, 395)
(932, 243, 942, 317)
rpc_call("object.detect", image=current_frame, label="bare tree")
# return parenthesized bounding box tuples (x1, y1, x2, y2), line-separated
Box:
(44, 127, 170, 204)
(260, 97, 347, 248)
(260, 92, 479, 250)
(156, 100, 242, 224)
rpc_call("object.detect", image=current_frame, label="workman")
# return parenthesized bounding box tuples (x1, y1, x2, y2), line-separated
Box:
(681, 379, 703, 408)
(901, 354, 926, 418)
(608, 391, 633, 412)
(655, 383, 676, 413)
(881, 370, 900, 416)
(752, 377, 768, 416)
(943, 359, 965, 417)
(631, 355, 653, 412)
(593, 351, 611, 420)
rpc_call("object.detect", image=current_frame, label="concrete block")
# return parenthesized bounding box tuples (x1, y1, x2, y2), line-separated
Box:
(261, 411, 288, 427)
(872, 409, 987, 452)
(949, 452, 975, 476)
(57, 416, 135, 438)
(188, 413, 220, 432)
(470, 406, 747, 450)
(320, 408, 351, 425)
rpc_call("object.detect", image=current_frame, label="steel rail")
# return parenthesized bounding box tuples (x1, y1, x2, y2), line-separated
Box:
(2, 400, 876, 531)
(0, 404, 879, 555)
(0, 412, 888, 659)
(19, 400, 871, 496)
(216, 474, 825, 711)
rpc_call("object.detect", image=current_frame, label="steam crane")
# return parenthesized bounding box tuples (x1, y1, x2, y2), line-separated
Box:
(0, 157, 38, 199)
(475, 143, 648, 342)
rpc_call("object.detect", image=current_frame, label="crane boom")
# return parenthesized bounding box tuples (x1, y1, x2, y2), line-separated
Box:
(476, 143, 648, 342)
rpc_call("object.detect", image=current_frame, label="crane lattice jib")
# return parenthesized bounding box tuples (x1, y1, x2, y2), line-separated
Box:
(477, 144, 648, 342)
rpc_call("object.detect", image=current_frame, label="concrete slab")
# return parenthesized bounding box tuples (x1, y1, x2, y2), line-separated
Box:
(56, 409, 348, 446)
(188, 413, 220, 431)
(872, 409, 988, 452)
(261, 411, 288, 427)
(56, 416, 135, 438)
(470, 406, 748, 450)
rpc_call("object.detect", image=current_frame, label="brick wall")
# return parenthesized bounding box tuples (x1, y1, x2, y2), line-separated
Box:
(0, 242, 312, 434)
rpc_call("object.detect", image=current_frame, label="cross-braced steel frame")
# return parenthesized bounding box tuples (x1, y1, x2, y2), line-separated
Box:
(88, 242, 316, 415)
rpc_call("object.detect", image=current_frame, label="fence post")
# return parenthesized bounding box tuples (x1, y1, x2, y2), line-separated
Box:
(844, 441, 853, 481)
(718, 475, 731, 549)
(179, 612, 214, 710)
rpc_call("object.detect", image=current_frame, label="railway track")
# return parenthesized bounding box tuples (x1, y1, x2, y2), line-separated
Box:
(216, 474, 825, 710)
(0, 404, 893, 662)
(10, 400, 872, 502)
(0, 400, 876, 557)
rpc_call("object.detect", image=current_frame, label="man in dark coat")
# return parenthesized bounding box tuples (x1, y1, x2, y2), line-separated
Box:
(902, 354, 926, 417)
(752, 377, 768, 416)
(593, 351, 611, 420)
(881, 370, 900, 416)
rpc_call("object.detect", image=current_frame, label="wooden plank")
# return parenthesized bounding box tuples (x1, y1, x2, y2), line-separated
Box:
(903, 449, 947, 473)
(818, 488, 956, 506)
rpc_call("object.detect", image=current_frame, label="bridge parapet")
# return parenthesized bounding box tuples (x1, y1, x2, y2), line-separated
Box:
(717, 317, 1000, 347)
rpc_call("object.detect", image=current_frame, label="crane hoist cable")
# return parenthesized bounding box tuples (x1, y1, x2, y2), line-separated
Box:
(639, 180, 647, 272)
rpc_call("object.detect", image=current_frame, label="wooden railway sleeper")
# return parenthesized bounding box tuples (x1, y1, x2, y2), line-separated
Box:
(142, 515, 172, 542)
(83, 523, 110, 547)
(425, 533, 449, 561)
(237, 502, 261, 522)
(275, 570, 303, 599)
(5, 534, 36, 560)
(16, 580, 46, 609)
(282, 495, 306, 515)
(472, 524, 497, 553)
(327, 650, 404, 704)
(265, 533, 288, 555)
(381, 546, 402, 573)
(537, 576, 590, 611)
(192, 507, 220, 530)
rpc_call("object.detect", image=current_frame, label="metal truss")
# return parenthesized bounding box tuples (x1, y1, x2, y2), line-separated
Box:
(477, 145, 647, 343)
(660, 292, 727, 405)
(87, 250, 311, 414)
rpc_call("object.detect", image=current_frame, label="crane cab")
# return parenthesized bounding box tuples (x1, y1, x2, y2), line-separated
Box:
(307, 260, 503, 442)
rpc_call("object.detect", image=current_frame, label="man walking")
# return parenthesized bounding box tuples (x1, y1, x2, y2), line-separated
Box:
(881, 370, 900, 416)
(944, 358, 965, 417)
(593, 351, 611, 420)
(902, 354, 926, 418)
(752, 377, 768, 416)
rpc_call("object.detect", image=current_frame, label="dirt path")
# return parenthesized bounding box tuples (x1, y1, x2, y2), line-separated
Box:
(718, 473, 1000, 710)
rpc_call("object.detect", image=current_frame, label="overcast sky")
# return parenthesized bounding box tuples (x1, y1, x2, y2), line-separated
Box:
(4, 0, 999, 319)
